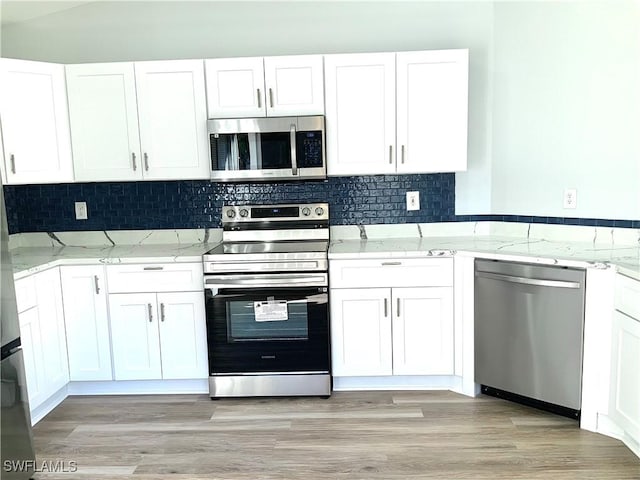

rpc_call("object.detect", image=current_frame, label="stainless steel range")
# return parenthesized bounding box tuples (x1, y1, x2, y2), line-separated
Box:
(203, 203, 331, 398)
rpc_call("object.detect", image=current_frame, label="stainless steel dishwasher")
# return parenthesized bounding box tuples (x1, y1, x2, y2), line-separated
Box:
(474, 259, 586, 418)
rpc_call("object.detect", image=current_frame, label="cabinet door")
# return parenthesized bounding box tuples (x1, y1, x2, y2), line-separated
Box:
(264, 55, 324, 116)
(330, 288, 392, 376)
(18, 308, 46, 408)
(66, 63, 142, 181)
(109, 293, 162, 381)
(324, 53, 396, 176)
(157, 292, 208, 380)
(135, 60, 209, 180)
(609, 311, 640, 441)
(396, 50, 468, 173)
(60, 266, 112, 381)
(0, 58, 73, 184)
(205, 57, 266, 118)
(392, 287, 454, 375)
(34, 268, 69, 395)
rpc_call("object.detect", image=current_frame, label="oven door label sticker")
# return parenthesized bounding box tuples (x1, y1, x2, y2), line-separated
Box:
(254, 300, 289, 322)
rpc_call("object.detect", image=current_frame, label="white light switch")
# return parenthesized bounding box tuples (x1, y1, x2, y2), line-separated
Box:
(75, 201, 88, 220)
(406, 191, 420, 211)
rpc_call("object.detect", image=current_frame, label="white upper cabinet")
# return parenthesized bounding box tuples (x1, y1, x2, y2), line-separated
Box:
(396, 50, 468, 174)
(66, 60, 209, 182)
(263, 55, 324, 116)
(324, 53, 396, 176)
(66, 63, 141, 181)
(134, 60, 209, 180)
(205, 55, 324, 118)
(325, 49, 468, 176)
(0, 58, 73, 184)
(206, 57, 266, 118)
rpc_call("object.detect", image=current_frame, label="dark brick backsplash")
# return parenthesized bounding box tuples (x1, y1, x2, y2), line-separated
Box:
(4, 174, 639, 235)
(3, 174, 456, 234)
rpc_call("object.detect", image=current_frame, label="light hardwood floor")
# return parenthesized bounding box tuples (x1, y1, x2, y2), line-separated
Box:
(32, 391, 639, 479)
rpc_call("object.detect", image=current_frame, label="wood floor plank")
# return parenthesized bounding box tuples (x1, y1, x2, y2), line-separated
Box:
(29, 391, 639, 479)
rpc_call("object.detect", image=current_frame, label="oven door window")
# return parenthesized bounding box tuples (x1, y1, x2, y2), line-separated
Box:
(227, 297, 308, 342)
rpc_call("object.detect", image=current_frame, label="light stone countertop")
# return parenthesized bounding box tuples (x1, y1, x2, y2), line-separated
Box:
(329, 235, 640, 281)
(9, 223, 640, 282)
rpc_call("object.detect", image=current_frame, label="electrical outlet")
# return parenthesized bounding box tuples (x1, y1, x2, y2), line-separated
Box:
(75, 201, 88, 220)
(563, 189, 577, 209)
(406, 191, 420, 211)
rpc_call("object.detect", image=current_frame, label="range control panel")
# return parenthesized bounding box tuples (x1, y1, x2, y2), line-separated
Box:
(221, 203, 329, 223)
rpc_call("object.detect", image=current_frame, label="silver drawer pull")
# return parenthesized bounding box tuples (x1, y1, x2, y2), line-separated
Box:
(10, 154, 16, 174)
(401, 145, 405, 164)
(389, 145, 393, 164)
(256, 89, 262, 108)
(384, 298, 388, 317)
(397, 298, 401, 317)
(143, 266, 164, 271)
(148, 303, 153, 322)
(381, 262, 402, 266)
(94, 275, 100, 294)
(132, 152, 137, 171)
(269, 88, 274, 108)
(144, 153, 149, 171)
(160, 303, 165, 322)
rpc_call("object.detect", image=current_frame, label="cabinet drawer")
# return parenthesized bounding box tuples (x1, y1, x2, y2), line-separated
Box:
(106, 263, 203, 293)
(615, 273, 640, 321)
(14, 275, 37, 313)
(330, 258, 453, 288)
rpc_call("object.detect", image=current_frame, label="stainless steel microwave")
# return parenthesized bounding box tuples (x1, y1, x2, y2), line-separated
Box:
(208, 115, 326, 182)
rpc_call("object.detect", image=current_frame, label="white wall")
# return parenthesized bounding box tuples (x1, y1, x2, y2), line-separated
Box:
(1, 1, 638, 221)
(490, 1, 640, 220)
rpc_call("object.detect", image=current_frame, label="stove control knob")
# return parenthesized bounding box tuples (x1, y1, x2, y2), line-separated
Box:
(239, 208, 249, 218)
(226, 209, 236, 219)
(315, 207, 325, 216)
(302, 207, 311, 217)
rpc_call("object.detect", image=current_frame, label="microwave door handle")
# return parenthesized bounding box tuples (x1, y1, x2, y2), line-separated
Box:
(290, 124, 298, 176)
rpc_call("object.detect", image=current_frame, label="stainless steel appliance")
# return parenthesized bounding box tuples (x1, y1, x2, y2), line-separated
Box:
(208, 116, 326, 182)
(474, 259, 586, 418)
(203, 203, 331, 398)
(1, 179, 36, 479)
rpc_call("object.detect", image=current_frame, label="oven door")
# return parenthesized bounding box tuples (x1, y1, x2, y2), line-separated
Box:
(204, 274, 330, 375)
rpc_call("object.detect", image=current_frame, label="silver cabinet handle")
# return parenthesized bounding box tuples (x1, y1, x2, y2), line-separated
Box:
(143, 266, 164, 271)
(9, 154, 16, 174)
(94, 275, 100, 294)
(148, 303, 153, 322)
(269, 88, 274, 108)
(144, 153, 149, 171)
(401, 145, 405, 164)
(290, 124, 298, 176)
(132, 152, 137, 171)
(160, 303, 165, 322)
(256, 89, 262, 108)
(397, 298, 401, 317)
(475, 271, 581, 289)
(384, 298, 388, 317)
(389, 145, 393, 164)
(381, 261, 402, 266)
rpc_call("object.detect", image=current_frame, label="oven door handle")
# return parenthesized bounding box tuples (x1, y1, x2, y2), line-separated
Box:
(204, 273, 327, 289)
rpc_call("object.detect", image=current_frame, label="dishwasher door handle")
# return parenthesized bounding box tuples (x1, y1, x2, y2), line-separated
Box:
(475, 271, 581, 289)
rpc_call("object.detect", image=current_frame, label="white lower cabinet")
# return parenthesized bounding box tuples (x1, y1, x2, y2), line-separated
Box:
(609, 311, 640, 441)
(16, 268, 69, 411)
(330, 258, 455, 380)
(109, 291, 207, 381)
(331, 288, 393, 377)
(106, 264, 208, 381)
(60, 266, 112, 381)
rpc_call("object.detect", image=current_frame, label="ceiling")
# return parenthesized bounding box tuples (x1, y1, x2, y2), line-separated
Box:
(0, 1, 95, 26)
